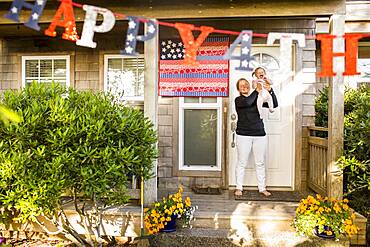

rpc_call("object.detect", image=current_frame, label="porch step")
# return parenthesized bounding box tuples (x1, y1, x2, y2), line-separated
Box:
(144, 228, 350, 247)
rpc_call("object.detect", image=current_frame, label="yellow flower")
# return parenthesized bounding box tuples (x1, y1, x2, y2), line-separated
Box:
(343, 198, 349, 203)
(185, 197, 191, 207)
(166, 217, 171, 221)
(342, 204, 349, 211)
(345, 219, 352, 225)
(326, 230, 333, 236)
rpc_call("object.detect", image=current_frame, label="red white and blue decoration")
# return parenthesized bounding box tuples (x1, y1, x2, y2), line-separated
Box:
(5, 0, 47, 31)
(44, 0, 79, 42)
(223, 30, 253, 71)
(159, 37, 229, 97)
(3, 0, 370, 96)
(121, 16, 157, 56)
(76, 4, 115, 48)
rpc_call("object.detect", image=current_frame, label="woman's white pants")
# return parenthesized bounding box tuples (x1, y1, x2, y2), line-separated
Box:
(236, 134, 267, 192)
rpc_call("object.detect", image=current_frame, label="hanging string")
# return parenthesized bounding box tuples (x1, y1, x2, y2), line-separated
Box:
(65, 0, 317, 39)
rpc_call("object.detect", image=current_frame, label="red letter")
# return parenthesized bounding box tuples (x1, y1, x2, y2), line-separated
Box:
(317, 33, 370, 77)
(316, 34, 344, 77)
(44, 0, 79, 42)
(175, 23, 214, 66)
(342, 33, 370, 76)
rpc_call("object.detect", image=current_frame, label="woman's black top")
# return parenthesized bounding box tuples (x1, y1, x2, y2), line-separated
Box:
(234, 89, 278, 136)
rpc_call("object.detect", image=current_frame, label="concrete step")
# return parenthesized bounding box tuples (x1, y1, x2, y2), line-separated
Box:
(140, 228, 350, 247)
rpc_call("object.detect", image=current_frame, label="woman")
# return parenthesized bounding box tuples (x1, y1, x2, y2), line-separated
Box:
(234, 77, 278, 197)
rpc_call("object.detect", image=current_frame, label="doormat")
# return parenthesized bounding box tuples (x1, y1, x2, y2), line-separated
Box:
(192, 187, 222, 195)
(234, 191, 313, 202)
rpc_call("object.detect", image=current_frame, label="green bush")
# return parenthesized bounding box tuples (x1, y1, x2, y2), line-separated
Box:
(0, 83, 158, 245)
(315, 84, 370, 242)
(315, 85, 370, 161)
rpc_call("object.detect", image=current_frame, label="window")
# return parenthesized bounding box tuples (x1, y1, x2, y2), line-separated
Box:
(346, 44, 370, 87)
(22, 56, 70, 87)
(179, 97, 222, 171)
(251, 53, 280, 72)
(104, 55, 144, 102)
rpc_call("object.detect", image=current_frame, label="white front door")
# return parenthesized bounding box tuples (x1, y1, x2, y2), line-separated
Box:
(228, 45, 295, 189)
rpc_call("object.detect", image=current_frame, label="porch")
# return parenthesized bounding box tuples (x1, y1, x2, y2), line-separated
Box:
(2, 189, 366, 246)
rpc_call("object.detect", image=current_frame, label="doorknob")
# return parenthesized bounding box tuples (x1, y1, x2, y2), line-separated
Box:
(231, 113, 236, 120)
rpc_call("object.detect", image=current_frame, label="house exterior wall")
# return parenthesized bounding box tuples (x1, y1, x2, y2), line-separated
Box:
(0, 17, 318, 192)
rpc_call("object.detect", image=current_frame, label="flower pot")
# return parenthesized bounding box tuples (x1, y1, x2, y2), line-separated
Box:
(314, 226, 335, 239)
(160, 214, 177, 233)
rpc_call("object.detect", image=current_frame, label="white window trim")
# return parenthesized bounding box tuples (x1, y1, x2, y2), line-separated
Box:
(21, 55, 70, 88)
(103, 54, 145, 102)
(179, 97, 222, 171)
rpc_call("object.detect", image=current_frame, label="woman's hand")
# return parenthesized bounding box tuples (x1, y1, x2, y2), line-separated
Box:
(256, 83, 262, 93)
(263, 79, 272, 91)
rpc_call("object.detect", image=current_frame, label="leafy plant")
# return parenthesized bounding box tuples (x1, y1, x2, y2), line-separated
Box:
(0, 105, 21, 125)
(314, 84, 370, 242)
(0, 83, 158, 246)
(292, 195, 358, 238)
(144, 187, 195, 234)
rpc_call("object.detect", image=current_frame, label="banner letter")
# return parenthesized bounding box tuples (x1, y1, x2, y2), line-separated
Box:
(4, 0, 47, 31)
(121, 16, 157, 55)
(223, 30, 253, 71)
(267, 32, 306, 77)
(175, 23, 214, 66)
(44, 0, 79, 42)
(76, 5, 116, 48)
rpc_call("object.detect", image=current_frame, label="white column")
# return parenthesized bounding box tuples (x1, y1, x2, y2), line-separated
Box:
(327, 14, 345, 199)
(143, 21, 159, 204)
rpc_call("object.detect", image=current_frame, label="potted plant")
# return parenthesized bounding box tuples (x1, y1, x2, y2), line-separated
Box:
(292, 194, 359, 239)
(144, 187, 196, 234)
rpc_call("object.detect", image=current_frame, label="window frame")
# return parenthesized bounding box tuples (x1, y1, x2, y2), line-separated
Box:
(21, 55, 70, 88)
(178, 97, 222, 171)
(103, 54, 145, 102)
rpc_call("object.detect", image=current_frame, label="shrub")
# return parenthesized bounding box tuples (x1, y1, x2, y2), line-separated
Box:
(314, 84, 370, 242)
(0, 83, 158, 245)
(314, 85, 370, 161)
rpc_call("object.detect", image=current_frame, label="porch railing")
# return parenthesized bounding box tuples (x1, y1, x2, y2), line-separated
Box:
(308, 126, 328, 196)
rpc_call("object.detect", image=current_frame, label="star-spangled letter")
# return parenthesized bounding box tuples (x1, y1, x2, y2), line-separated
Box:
(5, 0, 48, 31)
(223, 30, 254, 71)
(121, 16, 157, 56)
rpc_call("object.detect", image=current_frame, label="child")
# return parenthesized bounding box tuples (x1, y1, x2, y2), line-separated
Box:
(251, 67, 274, 119)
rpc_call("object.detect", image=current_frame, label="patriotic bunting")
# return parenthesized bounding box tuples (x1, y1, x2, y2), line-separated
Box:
(44, 0, 79, 42)
(175, 23, 214, 66)
(5, 0, 47, 31)
(121, 16, 157, 56)
(223, 30, 254, 71)
(3, 0, 370, 84)
(76, 5, 115, 48)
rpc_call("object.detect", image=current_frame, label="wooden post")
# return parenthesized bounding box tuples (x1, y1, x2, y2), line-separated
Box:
(326, 15, 345, 199)
(143, 21, 159, 205)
